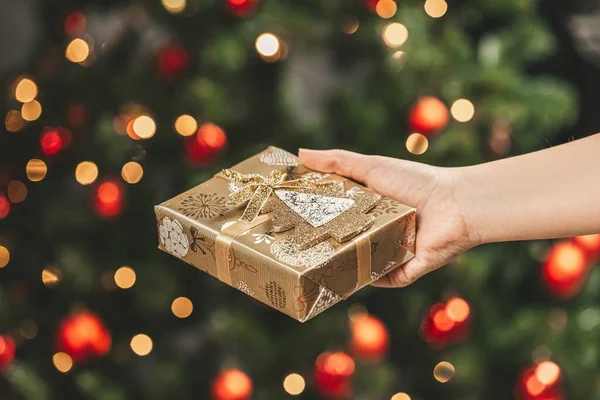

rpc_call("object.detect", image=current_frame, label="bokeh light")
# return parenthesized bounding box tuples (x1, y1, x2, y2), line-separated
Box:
(53, 352, 73, 373)
(42, 267, 62, 287)
(433, 361, 455, 383)
(162, 0, 186, 13)
(532, 345, 552, 363)
(40, 130, 64, 155)
(5, 110, 26, 132)
(64, 11, 86, 36)
(0, 246, 9, 268)
(376, 0, 397, 19)
(424, 0, 448, 18)
(95, 181, 124, 218)
(283, 373, 305, 395)
(14, 78, 38, 103)
(121, 162, 144, 184)
(174, 114, 197, 136)
(0, 196, 10, 220)
(391, 393, 411, 400)
(114, 266, 136, 289)
(535, 361, 560, 386)
(382, 23, 409, 48)
(432, 309, 454, 332)
(75, 161, 99, 185)
(20, 320, 38, 340)
(341, 18, 359, 35)
(171, 297, 193, 318)
(130, 334, 153, 356)
(7, 181, 27, 204)
(65, 38, 90, 63)
(21, 100, 42, 121)
(26, 159, 48, 182)
(197, 123, 227, 150)
(212, 369, 253, 400)
(406, 133, 429, 155)
(255, 33, 280, 58)
(132, 115, 156, 139)
(446, 297, 470, 322)
(451, 99, 475, 122)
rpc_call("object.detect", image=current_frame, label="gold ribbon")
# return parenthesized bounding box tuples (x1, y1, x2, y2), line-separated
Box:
(353, 233, 373, 290)
(218, 169, 340, 223)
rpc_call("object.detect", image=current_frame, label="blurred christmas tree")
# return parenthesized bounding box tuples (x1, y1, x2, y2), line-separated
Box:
(1, 0, 598, 399)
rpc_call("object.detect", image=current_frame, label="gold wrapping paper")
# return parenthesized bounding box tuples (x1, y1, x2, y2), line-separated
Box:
(155, 147, 416, 322)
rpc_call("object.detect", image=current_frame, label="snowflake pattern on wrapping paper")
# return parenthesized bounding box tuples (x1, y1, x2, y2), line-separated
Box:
(178, 193, 228, 220)
(159, 217, 189, 258)
(252, 233, 274, 245)
(345, 187, 364, 198)
(306, 287, 342, 320)
(370, 197, 399, 217)
(270, 237, 335, 269)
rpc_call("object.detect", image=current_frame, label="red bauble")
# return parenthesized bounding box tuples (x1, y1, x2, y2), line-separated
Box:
(542, 241, 590, 299)
(0, 335, 16, 373)
(94, 180, 125, 219)
(211, 369, 253, 400)
(227, 0, 256, 16)
(56, 312, 111, 362)
(350, 315, 389, 360)
(573, 234, 600, 259)
(156, 45, 190, 80)
(409, 96, 449, 135)
(314, 352, 354, 399)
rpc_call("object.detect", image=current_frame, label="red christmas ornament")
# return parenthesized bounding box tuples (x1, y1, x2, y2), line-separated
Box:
(542, 241, 590, 299)
(515, 362, 563, 400)
(0, 335, 16, 373)
(56, 312, 111, 362)
(227, 0, 256, 16)
(409, 96, 449, 135)
(156, 45, 190, 80)
(573, 234, 600, 260)
(0, 195, 10, 219)
(211, 369, 253, 400)
(314, 351, 355, 399)
(94, 180, 125, 219)
(349, 315, 389, 360)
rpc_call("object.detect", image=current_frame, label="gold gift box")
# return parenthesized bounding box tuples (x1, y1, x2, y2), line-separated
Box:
(155, 147, 416, 322)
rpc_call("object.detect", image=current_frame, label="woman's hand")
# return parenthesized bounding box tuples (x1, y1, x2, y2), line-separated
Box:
(298, 149, 479, 288)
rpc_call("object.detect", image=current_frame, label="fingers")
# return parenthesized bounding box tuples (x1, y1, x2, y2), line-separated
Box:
(371, 257, 427, 288)
(298, 148, 389, 187)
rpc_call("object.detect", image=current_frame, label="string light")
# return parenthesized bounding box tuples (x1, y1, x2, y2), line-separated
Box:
(121, 161, 144, 184)
(132, 115, 156, 139)
(95, 181, 124, 218)
(406, 133, 429, 155)
(114, 266, 136, 289)
(0, 246, 9, 268)
(283, 373, 305, 395)
(424, 0, 448, 18)
(14, 78, 38, 103)
(42, 267, 62, 287)
(382, 22, 409, 48)
(5, 110, 26, 132)
(75, 161, 98, 185)
(26, 159, 48, 182)
(65, 38, 90, 63)
(445, 297, 470, 322)
(162, 0, 186, 14)
(535, 361, 560, 386)
(197, 123, 227, 150)
(171, 297, 193, 318)
(52, 352, 73, 373)
(174, 114, 197, 136)
(21, 100, 42, 121)
(376, 0, 397, 19)
(130, 334, 153, 356)
(532, 346, 552, 363)
(255, 33, 281, 61)
(390, 51, 407, 68)
(7, 181, 27, 204)
(64, 11, 86, 36)
(40, 130, 64, 155)
(433, 361, 455, 383)
(0, 196, 9, 220)
(341, 18, 359, 34)
(20, 320, 38, 340)
(391, 393, 411, 400)
(451, 99, 475, 122)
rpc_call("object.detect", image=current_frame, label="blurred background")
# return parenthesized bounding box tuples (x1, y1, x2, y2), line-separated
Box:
(1, 0, 600, 399)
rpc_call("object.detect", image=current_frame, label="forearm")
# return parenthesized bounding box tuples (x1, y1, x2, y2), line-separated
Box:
(457, 133, 600, 244)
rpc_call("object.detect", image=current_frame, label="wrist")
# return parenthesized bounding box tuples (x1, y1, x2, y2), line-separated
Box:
(450, 166, 485, 248)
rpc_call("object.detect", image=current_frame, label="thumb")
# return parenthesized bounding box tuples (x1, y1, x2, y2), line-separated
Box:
(371, 257, 427, 288)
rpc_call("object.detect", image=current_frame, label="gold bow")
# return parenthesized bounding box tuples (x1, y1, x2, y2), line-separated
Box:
(218, 169, 338, 223)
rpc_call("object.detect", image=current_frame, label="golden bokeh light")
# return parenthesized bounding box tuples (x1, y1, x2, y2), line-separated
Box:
(162, 0, 186, 13)
(446, 297, 470, 322)
(255, 33, 280, 57)
(132, 115, 156, 139)
(341, 18, 359, 35)
(53, 352, 73, 373)
(75, 161, 98, 185)
(20, 319, 38, 339)
(532, 345, 552, 363)
(0, 246, 9, 268)
(130, 334, 153, 356)
(21, 100, 42, 122)
(15, 78, 38, 103)
(174, 114, 197, 136)
(114, 266, 136, 289)
(391, 393, 411, 400)
(433, 361, 455, 383)
(65, 38, 90, 63)
(8, 180, 27, 204)
(406, 133, 429, 155)
(26, 159, 48, 182)
(283, 373, 306, 395)
(5, 110, 26, 132)
(535, 361, 560, 386)
(376, 0, 397, 19)
(424, 0, 448, 18)
(382, 22, 409, 48)
(121, 161, 144, 184)
(42, 267, 62, 287)
(451, 99, 475, 122)
(171, 296, 194, 318)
